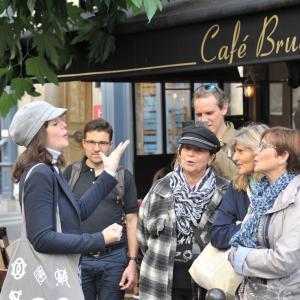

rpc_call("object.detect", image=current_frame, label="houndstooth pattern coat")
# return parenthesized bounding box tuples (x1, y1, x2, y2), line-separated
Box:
(137, 172, 229, 300)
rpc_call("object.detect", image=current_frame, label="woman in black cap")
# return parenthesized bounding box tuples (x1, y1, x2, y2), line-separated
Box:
(137, 123, 229, 300)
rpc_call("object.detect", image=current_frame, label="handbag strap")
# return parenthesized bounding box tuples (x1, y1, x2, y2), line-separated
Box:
(21, 163, 62, 239)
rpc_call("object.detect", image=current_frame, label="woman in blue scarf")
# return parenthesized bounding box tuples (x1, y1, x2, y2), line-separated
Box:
(229, 127, 300, 299)
(210, 123, 268, 250)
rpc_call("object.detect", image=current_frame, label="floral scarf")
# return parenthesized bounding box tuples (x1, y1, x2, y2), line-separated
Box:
(230, 172, 296, 248)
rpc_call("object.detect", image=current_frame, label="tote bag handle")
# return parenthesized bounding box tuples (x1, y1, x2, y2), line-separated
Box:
(20, 163, 62, 240)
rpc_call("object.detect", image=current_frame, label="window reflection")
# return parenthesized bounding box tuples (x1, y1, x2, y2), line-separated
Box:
(269, 83, 283, 116)
(292, 87, 300, 129)
(165, 83, 191, 153)
(135, 83, 162, 155)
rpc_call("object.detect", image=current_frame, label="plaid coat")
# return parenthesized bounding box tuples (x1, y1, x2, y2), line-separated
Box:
(137, 172, 229, 300)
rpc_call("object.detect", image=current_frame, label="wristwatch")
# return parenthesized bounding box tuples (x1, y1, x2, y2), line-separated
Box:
(128, 256, 138, 262)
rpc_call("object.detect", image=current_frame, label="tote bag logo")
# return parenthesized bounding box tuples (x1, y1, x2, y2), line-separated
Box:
(9, 290, 22, 300)
(55, 268, 71, 287)
(33, 265, 47, 285)
(10, 257, 27, 280)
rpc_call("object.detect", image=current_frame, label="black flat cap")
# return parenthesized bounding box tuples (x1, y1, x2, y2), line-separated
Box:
(179, 124, 220, 153)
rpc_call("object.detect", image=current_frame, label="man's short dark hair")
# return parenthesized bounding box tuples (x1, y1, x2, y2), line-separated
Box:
(83, 118, 113, 141)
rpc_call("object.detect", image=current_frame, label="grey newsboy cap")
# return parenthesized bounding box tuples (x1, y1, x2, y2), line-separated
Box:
(9, 101, 67, 147)
(179, 124, 221, 153)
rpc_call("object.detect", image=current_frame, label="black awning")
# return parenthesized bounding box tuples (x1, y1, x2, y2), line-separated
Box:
(57, 2, 300, 82)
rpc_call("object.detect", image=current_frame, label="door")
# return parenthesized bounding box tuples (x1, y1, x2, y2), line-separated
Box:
(58, 82, 92, 166)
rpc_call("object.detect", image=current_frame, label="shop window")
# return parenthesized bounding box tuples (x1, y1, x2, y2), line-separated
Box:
(134, 81, 244, 156)
(165, 83, 191, 153)
(224, 83, 243, 115)
(135, 83, 162, 155)
(269, 83, 283, 116)
(292, 87, 300, 129)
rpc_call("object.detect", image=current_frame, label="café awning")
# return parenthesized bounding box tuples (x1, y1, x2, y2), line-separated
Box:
(57, 0, 300, 82)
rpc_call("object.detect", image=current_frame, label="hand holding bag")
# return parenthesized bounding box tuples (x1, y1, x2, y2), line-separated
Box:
(0, 164, 84, 300)
(189, 242, 242, 299)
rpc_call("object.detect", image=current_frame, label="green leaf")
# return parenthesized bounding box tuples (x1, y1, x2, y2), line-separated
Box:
(0, 18, 15, 58)
(27, 0, 37, 13)
(66, 2, 84, 23)
(28, 89, 41, 97)
(32, 33, 63, 68)
(11, 78, 33, 99)
(0, 2, 6, 14)
(130, 0, 143, 8)
(88, 31, 115, 63)
(25, 57, 59, 85)
(129, 4, 142, 15)
(71, 19, 98, 45)
(143, 0, 162, 21)
(0, 67, 13, 95)
(0, 67, 9, 77)
(104, 0, 111, 8)
(0, 92, 18, 117)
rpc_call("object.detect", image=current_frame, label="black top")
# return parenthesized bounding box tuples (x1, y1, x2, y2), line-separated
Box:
(63, 158, 138, 245)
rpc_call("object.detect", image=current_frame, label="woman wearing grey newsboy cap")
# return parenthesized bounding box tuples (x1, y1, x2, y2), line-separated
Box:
(9, 101, 128, 256)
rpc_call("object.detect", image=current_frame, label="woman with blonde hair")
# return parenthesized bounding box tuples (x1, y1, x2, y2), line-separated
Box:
(210, 123, 268, 249)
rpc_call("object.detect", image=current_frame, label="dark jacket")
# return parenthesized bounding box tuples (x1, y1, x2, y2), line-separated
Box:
(210, 182, 250, 249)
(20, 163, 117, 254)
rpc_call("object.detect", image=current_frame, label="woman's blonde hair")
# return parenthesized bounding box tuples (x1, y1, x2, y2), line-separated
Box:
(230, 123, 269, 191)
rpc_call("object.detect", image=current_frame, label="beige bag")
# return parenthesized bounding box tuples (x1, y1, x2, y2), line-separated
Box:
(189, 243, 242, 298)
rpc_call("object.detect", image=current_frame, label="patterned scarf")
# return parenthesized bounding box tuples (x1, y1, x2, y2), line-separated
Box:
(230, 172, 296, 248)
(170, 165, 216, 243)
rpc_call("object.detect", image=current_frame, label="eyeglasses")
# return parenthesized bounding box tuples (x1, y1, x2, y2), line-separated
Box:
(257, 141, 277, 152)
(84, 140, 111, 147)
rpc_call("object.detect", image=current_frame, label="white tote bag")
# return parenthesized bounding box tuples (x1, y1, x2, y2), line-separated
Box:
(0, 164, 84, 300)
(189, 242, 242, 298)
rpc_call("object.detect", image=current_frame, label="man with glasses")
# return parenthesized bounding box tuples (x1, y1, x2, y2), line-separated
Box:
(63, 118, 138, 300)
(193, 86, 237, 180)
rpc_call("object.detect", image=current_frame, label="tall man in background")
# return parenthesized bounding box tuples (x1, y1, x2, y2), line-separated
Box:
(193, 86, 237, 180)
(64, 118, 138, 300)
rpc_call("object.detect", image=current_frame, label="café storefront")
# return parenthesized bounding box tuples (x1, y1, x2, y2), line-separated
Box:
(58, 0, 300, 197)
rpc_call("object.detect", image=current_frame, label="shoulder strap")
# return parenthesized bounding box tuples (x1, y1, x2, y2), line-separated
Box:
(68, 161, 82, 191)
(115, 167, 125, 207)
(21, 163, 44, 238)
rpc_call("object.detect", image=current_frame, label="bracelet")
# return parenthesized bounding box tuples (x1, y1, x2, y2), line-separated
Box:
(128, 256, 138, 262)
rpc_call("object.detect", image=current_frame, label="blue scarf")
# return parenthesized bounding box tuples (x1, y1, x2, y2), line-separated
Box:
(230, 172, 296, 248)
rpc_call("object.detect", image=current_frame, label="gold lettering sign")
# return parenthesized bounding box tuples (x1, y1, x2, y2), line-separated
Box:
(200, 14, 300, 65)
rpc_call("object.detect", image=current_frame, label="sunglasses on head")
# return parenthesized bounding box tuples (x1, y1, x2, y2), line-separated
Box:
(182, 120, 208, 128)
